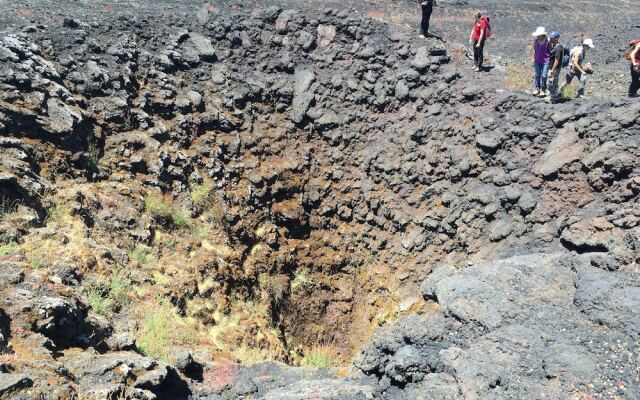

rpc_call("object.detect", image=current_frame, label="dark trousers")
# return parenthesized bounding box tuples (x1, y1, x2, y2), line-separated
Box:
(473, 39, 485, 68)
(630, 64, 640, 97)
(420, 5, 433, 36)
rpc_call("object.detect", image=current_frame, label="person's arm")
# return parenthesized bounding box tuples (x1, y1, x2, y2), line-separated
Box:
(632, 43, 640, 68)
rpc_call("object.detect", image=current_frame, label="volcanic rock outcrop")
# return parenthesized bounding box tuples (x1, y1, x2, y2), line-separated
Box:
(0, 2, 638, 399)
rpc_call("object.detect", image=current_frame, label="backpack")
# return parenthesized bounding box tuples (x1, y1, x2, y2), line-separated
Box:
(625, 39, 640, 61)
(563, 46, 581, 69)
(481, 16, 492, 38)
(561, 45, 572, 68)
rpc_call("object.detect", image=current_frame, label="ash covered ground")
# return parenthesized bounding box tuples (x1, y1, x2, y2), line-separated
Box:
(0, 1, 638, 399)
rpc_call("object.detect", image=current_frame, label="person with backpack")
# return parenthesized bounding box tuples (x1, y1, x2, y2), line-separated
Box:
(531, 27, 551, 96)
(546, 32, 563, 103)
(627, 39, 640, 97)
(469, 12, 491, 72)
(418, 0, 438, 38)
(558, 39, 595, 100)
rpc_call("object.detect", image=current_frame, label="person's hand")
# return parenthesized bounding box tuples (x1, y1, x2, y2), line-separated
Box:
(476, 44, 480, 48)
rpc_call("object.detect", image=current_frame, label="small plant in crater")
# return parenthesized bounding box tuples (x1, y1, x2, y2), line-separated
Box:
(128, 244, 154, 267)
(194, 227, 208, 240)
(172, 211, 190, 229)
(137, 297, 175, 362)
(362, 252, 374, 265)
(291, 269, 316, 293)
(28, 253, 45, 270)
(87, 282, 111, 316)
(0, 244, 16, 257)
(258, 273, 289, 304)
(0, 196, 18, 219)
(144, 194, 172, 219)
(300, 344, 342, 369)
(190, 183, 211, 205)
(86, 141, 100, 171)
(109, 272, 132, 307)
(44, 201, 71, 224)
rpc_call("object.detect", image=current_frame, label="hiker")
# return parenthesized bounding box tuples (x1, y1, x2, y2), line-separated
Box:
(627, 39, 640, 97)
(469, 12, 489, 72)
(531, 27, 550, 96)
(418, 0, 438, 38)
(546, 32, 563, 103)
(558, 39, 594, 99)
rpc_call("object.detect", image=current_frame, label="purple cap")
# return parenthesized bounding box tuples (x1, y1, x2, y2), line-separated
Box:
(550, 32, 560, 40)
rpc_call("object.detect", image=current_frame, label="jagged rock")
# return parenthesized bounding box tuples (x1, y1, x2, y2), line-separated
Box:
(0, 374, 33, 397)
(317, 25, 336, 48)
(532, 124, 585, 177)
(189, 32, 216, 61)
(357, 254, 640, 400)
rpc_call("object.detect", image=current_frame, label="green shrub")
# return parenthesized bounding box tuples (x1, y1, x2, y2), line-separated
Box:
(137, 298, 173, 361)
(194, 227, 208, 240)
(300, 345, 341, 369)
(110, 273, 131, 307)
(86, 142, 100, 171)
(560, 84, 577, 100)
(28, 254, 45, 270)
(0, 244, 16, 256)
(129, 244, 154, 267)
(172, 211, 190, 229)
(190, 183, 211, 205)
(145, 195, 171, 219)
(88, 286, 111, 316)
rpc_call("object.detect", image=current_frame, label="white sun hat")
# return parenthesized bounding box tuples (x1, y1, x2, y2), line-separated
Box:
(532, 27, 547, 37)
(582, 38, 595, 48)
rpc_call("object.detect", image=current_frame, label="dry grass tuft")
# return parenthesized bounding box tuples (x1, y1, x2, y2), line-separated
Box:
(505, 65, 531, 90)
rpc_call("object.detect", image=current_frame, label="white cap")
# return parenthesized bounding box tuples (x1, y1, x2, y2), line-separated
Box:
(532, 27, 547, 37)
(582, 38, 594, 48)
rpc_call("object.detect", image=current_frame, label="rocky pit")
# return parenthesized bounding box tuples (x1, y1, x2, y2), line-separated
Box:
(0, 1, 639, 399)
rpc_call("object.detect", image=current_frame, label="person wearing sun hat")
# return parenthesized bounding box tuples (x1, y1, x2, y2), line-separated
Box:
(531, 27, 551, 96)
(546, 31, 563, 103)
(558, 38, 594, 99)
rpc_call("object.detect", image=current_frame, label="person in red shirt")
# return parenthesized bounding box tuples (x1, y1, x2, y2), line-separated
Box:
(469, 12, 487, 72)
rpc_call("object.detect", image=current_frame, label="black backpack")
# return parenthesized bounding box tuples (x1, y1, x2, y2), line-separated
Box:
(562, 45, 580, 69)
(561, 45, 571, 68)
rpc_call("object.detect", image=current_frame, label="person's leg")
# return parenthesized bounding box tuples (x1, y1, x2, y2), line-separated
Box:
(541, 61, 550, 92)
(534, 63, 542, 91)
(577, 72, 586, 97)
(630, 65, 640, 97)
(477, 40, 485, 70)
(420, 5, 431, 36)
(423, 6, 432, 36)
(473, 39, 479, 69)
(549, 69, 561, 102)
